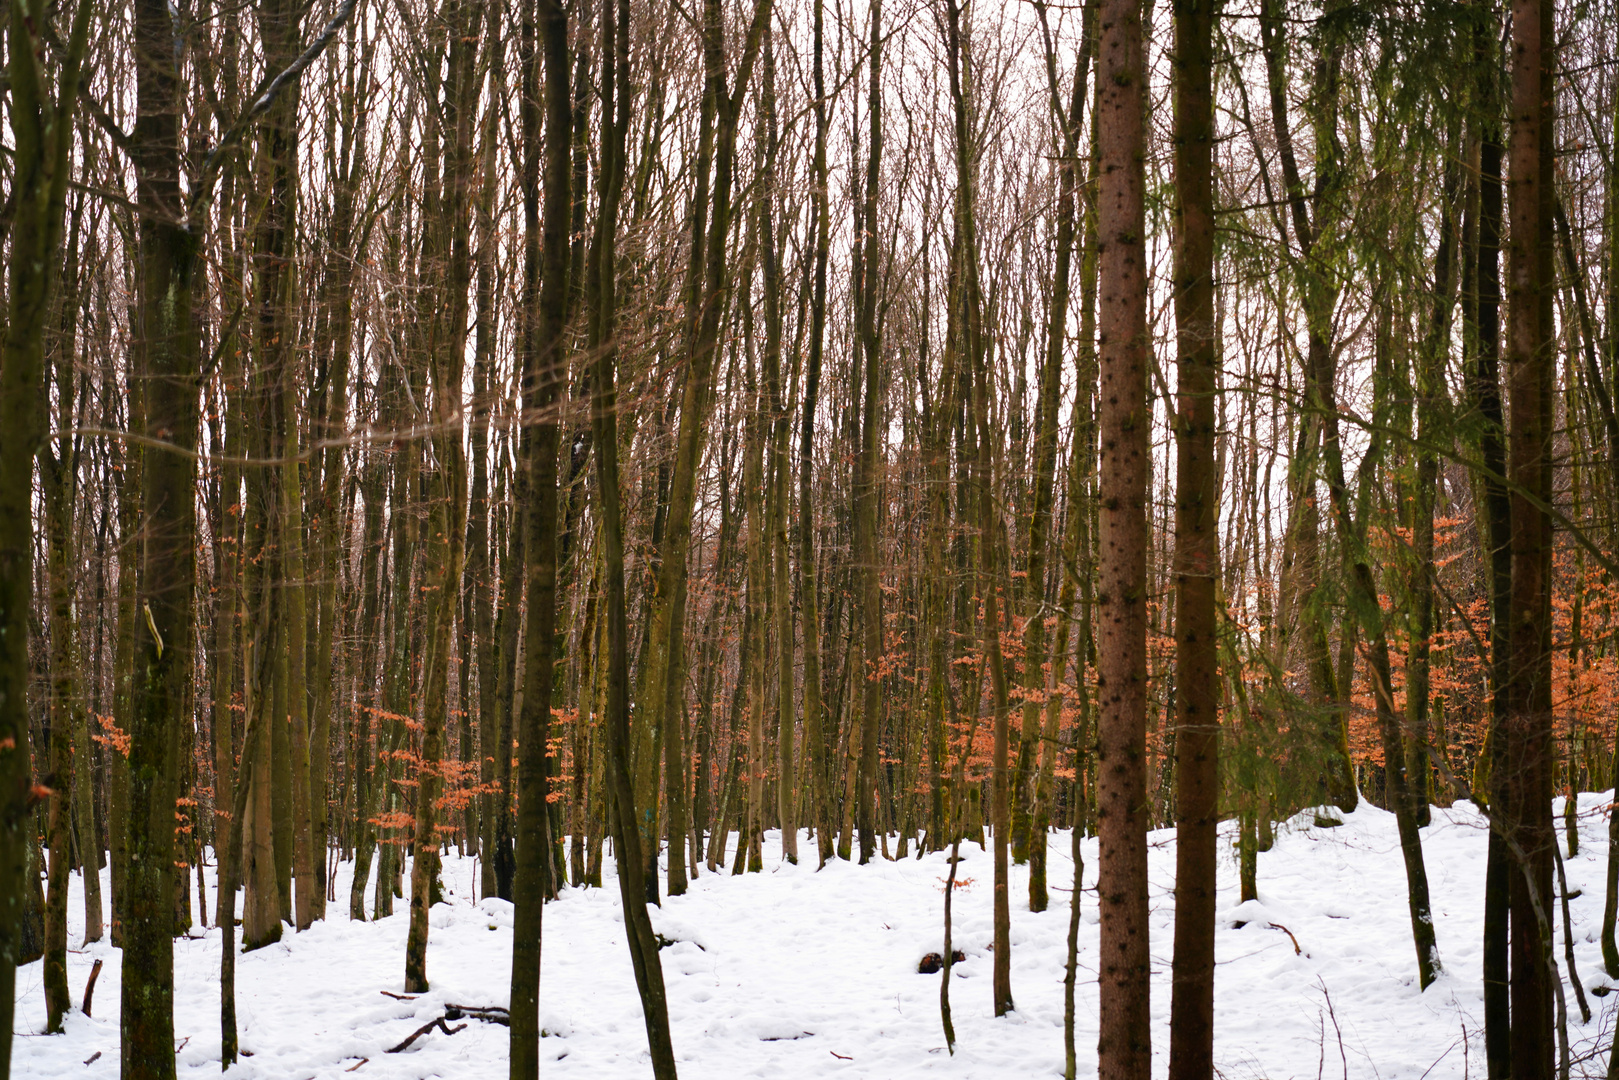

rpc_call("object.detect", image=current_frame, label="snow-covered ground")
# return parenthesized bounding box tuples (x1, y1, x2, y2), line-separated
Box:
(15, 796, 1619, 1078)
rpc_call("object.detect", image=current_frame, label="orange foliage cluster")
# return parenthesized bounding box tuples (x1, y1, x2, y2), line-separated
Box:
(93, 714, 131, 757)
(1342, 521, 1619, 783)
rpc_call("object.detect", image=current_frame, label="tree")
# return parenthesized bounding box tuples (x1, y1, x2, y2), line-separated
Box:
(508, 0, 570, 1059)
(0, 0, 93, 1063)
(1501, 0, 1557, 1070)
(1167, 0, 1221, 1069)
(1094, 0, 1152, 1070)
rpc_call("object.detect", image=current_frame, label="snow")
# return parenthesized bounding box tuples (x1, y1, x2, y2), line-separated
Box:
(15, 796, 1619, 1078)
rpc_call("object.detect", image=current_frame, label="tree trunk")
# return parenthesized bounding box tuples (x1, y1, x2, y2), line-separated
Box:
(1463, 29, 1513, 1066)
(508, 0, 569, 1063)
(1406, 137, 1462, 832)
(122, 0, 205, 1068)
(1025, 0, 1093, 908)
(405, 0, 479, 992)
(1167, 0, 1220, 1068)
(42, 397, 83, 1028)
(852, 0, 884, 869)
(761, 33, 798, 866)
(1094, 0, 1153, 1064)
(219, 711, 259, 1066)
(0, 0, 92, 1064)
(581, 0, 679, 1066)
(976, 310, 1015, 1019)
(1502, 0, 1557, 1069)
(744, 328, 768, 873)
(801, 0, 832, 867)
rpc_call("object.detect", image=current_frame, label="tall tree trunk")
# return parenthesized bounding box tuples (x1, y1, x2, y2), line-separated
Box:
(472, 13, 503, 900)
(761, 33, 798, 866)
(218, 709, 259, 1066)
(942, 0, 1008, 1015)
(1094, 0, 1153, 1066)
(493, 453, 522, 902)
(212, 351, 244, 933)
(1167, 0, 1220, 1069)
(800, 0, 831, 867)
(1503, 0, 1556, 1069)
(347, 462, 387, 919)
(283, 385, 317, 931)
(109, 424, 140, 949)
(975, 304, 1015, 1018)
(306, 18, 372, 920)
(58, 211, 105, 945)
(581, 0, 679, 1066)
(1599, 70, 1619, 981)
(252, 0, 307, 930)
(123, 0, 205, 1067)
(405, 0, 479, 992)
(852, 0, 884, 868)
(508, 0, 568, 1062)
(1026, 0, 1092, 907)
(41, 347, 84, 1029)
(1600, 49, 1619, 995)
(1465, 27, 1513, 1066)
(1406, 137, 1462, 832)
(744, 324, 768, 873)
(243, 535, 284, 949)
(0, 0, 91, 1064)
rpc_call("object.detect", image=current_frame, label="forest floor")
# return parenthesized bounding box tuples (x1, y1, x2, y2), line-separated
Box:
(15, 796, 1619, 1079)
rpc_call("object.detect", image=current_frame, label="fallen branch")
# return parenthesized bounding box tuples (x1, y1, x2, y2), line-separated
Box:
(81, 958, 103, 1018)
(1270, 922, 1304, 956)
(344, 1058, 368, 1072)
(387, 1016, 468, 1054)
(379, 990, 417, 1001)
(444, 1004, 510, 1026)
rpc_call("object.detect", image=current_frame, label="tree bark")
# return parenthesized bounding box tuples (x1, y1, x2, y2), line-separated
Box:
(508, 0, 568, 1063)
(852, 0, 884, 868)
(581, 0, 679, 1066)
(1167, 0, 1220, 1069)
(0, 0, 92, 1063)
(405, 0, 479, 992)
(1094, 0, 1153, 1066)
(1406, 137, 1462, 832)
(1502, 0, 1557, 1069)
(800, 0, 832, 867)
(761, 33, 798, 866)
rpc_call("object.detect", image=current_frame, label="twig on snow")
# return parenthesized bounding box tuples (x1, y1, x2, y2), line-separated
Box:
(1270, 922, 1304, 956)
(387, 1016, 468, 1054)
(1416, 1038, 1460, 1080)
(1317, 977, 1348, 1080)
